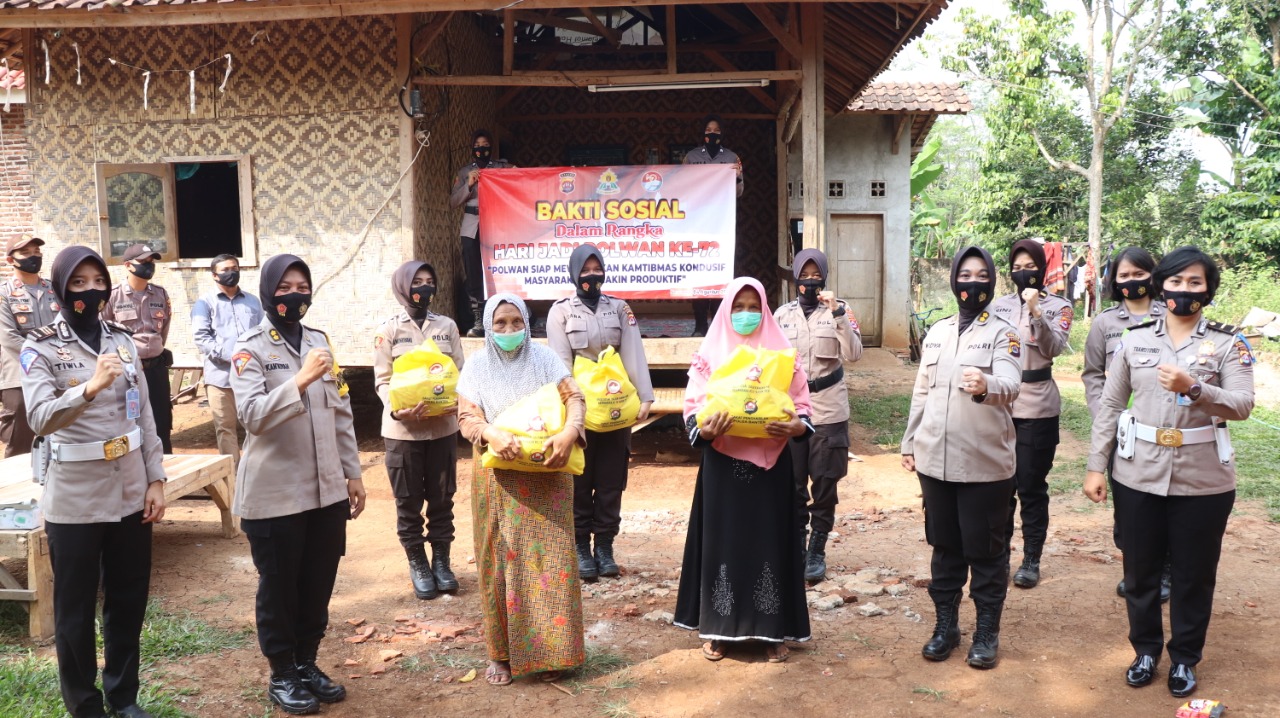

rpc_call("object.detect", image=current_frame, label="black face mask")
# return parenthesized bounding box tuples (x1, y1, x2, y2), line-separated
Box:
(272, 292, 311, 324)
(577, 273, 604, 301)
(63, 288, 110, 328)
(954, 281, 995, 311)
(704, 132, 722, 157)
(408, 284, 435, 309)
(1115, 279, 1151, 300)
(473, 146, 492, 169)
(1163, 290, 1210, 317)
(13, 255, 42, 274)
(1011, 270, 1040, 294)
(797, 278, 824, 306)
(215, 270, 240, 288)
(129, 262, 156, 280)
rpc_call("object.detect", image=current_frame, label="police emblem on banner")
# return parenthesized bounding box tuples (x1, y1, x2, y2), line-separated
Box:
(641, 170, 663, 193)
(596, 168, 621, 195)
(559, 171, 577, 194)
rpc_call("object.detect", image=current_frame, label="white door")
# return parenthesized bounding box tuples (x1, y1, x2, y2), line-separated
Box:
(830, 214, 883, 346)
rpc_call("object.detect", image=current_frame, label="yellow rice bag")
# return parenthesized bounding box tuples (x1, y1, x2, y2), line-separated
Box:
(695, 345, 796, 438)
(574, 346, 641, 432)
(481, 382, 585, 474)
(388, 338, 459, 415)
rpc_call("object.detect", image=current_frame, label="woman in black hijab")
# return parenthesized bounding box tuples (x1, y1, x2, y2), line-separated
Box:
(231, 254, 365, 715)
(901, 246, 1024, 670)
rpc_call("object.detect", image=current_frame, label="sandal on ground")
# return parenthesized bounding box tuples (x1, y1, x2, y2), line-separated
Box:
(702, 641, 726, 661)
(765, 644, 790, 663)
(540, 671, 563, 682)
(485, 662, 512, 686)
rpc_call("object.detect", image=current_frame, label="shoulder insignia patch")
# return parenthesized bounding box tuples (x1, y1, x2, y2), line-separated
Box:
(232, 350, 253, 376)
(622, 304, 637, 326)
(1234, 335, 1255, 366)
(1006, 331, 1022, 358)
(1059, 305, 1075, 332)
(374, 334, 385, 349)
(849, 314, 860, 333)
(19, 348, 39, 374)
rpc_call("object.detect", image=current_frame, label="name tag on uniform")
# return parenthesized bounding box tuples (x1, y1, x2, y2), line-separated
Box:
(126, 387, 141, 420)
(116, 307, 139, 321)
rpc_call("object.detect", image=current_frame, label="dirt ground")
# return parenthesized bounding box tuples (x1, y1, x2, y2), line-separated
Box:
(7, 348, 1280, 717)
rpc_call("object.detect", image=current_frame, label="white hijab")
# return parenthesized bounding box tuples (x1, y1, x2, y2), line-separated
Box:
(456, 293, 571, 419)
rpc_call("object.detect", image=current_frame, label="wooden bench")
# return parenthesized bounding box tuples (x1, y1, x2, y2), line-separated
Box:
(0, 453, 235, 639)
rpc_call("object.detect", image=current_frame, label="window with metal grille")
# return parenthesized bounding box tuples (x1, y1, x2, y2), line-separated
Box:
(787, 181, 793, 199)
(828, 180, 845, 199)
(870, 180, 886, 198)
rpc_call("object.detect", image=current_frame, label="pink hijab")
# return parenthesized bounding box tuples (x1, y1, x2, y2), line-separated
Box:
(684, 276, 812, 469)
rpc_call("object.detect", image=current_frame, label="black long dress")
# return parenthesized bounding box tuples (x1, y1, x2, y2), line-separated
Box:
(674, 440, 811, 643)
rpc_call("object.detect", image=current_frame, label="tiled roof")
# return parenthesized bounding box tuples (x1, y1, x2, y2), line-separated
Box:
(846, 81, 971, 114)
(0, 0, 260, 8)
(0, 69, 22, 89)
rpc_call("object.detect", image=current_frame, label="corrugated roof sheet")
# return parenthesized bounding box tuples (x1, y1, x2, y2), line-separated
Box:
(846, 81, 972, 114)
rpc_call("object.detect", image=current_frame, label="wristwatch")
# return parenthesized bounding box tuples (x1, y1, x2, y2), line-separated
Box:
(1186, 383, 1202, 402)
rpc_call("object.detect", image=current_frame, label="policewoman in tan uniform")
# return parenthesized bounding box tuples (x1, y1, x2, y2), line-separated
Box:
(774, 248, 862, 582)
(1, 235, 59, 458)
(1081, 246, 1169, 600)
(374, 260, 465, 600)
(901, 246, 1022, 670)
(449, 128, 515, 337)
(683, 114, 743, 337)
(22, 246, 167, 718)
(547, 244, 653, 580)
(230, 254, 366, 716)
(1085, 246, 1254, 699)
(988, 239, 1072, 589)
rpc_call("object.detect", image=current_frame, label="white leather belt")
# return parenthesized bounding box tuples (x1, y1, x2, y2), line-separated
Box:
(1133, 421, 1214, 449)
(52, 428, 142, 462)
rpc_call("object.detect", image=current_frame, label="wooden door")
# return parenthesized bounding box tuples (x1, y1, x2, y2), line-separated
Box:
(830, 214, 883, 346)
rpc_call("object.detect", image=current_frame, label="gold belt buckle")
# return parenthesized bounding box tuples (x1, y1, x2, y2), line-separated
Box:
(103, 434, 130, 461)
(1155, 427, 1183, 448)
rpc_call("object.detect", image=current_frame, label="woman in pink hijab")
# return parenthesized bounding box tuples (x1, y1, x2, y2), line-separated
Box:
(674, 277, 814, 663)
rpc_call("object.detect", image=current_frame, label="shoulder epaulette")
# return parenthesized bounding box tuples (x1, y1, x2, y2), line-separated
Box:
(29, 324, 56, 342)
(105, 321, 133, 335)
(1127, 320, 1157, 332)
(1205, 321, 1238, 335)
(1098, 304, 1120, 314)
(304, 325, 328, 337)
(551, 296, 571, 305)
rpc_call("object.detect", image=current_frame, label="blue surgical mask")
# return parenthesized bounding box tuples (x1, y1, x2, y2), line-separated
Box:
(493, 329, 525, 351)
(730, 311, 762, 335)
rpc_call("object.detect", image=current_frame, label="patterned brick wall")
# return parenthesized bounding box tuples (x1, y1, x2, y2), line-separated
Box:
(25, 17, 404, 362)
(0, 107, 33, 283)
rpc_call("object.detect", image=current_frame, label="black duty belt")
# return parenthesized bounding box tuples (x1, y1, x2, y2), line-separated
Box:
(464, 206, 480, 215)
(1022, 367, 1053, 383)
(808, 366, 844, 393)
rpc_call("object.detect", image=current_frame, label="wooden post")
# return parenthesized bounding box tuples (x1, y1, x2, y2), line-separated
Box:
(503, 9, 514, 75)
(395, 14, 417, 262)
(28, 531, 54, 639)
(800, 3, 825, 252)
(665, 5, 677, 74)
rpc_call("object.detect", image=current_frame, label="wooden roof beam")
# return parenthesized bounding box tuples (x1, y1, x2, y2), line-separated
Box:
(702, 4, 752, 36)
(748, 4, 803, 60)
(508, 9, 605, 38)
(414, 69, 803, 87)
(578, 7, 621, 47)
(701, 49, 777, 112)
(507, 40, 782, 54)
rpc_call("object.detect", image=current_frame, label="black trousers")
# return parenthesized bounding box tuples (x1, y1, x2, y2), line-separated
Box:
(0, 386, 35, 457)
(461, 234, 485, 317)
(574, 427, 630, 542)
(45, 511, 153, 718)
(240, 501, 348, 660)
(1007, 415, 1059, 550)
(791, 420, 850, 534)
(384, 436, 457, 547)
(142, 354, 173, 454)
(919, 474, 1015, 606)
(1112, 481, 1234, 665)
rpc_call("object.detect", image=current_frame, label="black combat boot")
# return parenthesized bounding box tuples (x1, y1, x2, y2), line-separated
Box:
(295, 643, 346, 704)
(466, 299, 485, 337)
(594, 535, 620, 578)
(431, 541, 459, 592)
(921, 593, 963, 661)
(966, 602, 1004, 669)
(576, 538, 599, 581)
(1012, 542, 1042, 588)
(804, 532, 828, 583)
(267, 653, 320, 715)
(406, 544, 438, 600)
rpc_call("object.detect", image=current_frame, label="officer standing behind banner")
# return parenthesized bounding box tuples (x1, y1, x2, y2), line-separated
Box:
(988, 239, 1072, 589)
(374, 260, 465, 601)
(775, 248, 862, 583)
(23, 245, 167, 718)
(101, 244, 174, 453)
(682, 114, 743, 337)
(547, 244, 653, 581)
(231, 254, 365, 715)
(1084, 246, 1254, 699)
(1081, 246, 1169, 601)
(0, 235, 59, 457)
(449, 129, 514, 338)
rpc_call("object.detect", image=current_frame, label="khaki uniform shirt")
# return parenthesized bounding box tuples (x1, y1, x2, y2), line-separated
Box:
(1082, 301, 1165, 416)
(775, 300, 863, 425)
(101, 282, 172, 360)
(229, 320, 361, 520)
(21, 318, 166, 523)
(373, 311, 466, 441)
(989, 292, 1073, 419)
(1087, 318, 1255, 496)
(546, 295, 655, 404)
(0, 276, 60, 390)
(902, 312, 1023, 483)
(449, 159, 514, 239)
(682, 145, 744, 197)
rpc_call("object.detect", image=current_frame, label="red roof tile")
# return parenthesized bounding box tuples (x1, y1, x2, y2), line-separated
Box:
(846, 81, 972, 114)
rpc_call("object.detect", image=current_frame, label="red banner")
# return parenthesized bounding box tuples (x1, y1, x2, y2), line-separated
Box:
(476, 164, 737, 300)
